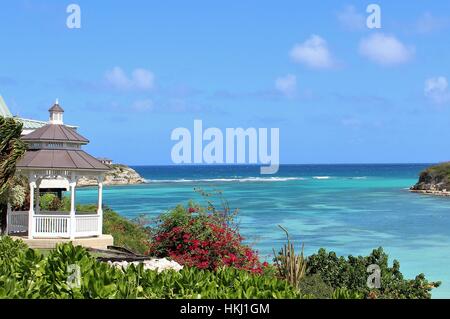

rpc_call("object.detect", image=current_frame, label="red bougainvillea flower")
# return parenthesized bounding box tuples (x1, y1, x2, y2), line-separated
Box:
(149, 206, 268, 274)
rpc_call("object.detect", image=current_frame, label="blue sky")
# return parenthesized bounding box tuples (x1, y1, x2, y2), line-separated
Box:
(1, 0, 450, 165)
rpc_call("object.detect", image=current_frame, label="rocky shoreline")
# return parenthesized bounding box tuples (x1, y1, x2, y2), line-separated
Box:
(78, 164, 146, 187)
(410, 162, 450, 197)
(410, 189, 450, 197)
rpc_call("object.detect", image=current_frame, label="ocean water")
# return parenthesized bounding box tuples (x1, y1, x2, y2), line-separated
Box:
(75, 164, 450, 298)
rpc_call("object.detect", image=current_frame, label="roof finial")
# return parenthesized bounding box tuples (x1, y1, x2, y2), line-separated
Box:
(55, 98, 59, 105)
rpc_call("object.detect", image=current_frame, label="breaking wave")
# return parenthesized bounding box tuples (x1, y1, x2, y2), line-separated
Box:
(145, 177, 306, 183)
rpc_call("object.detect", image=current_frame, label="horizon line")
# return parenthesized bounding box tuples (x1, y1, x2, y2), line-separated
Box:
(125, 162, 439, 167)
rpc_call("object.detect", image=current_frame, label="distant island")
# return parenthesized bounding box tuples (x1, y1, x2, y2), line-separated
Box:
(410, 162, 450, 196)
(78, 164, 146, 187)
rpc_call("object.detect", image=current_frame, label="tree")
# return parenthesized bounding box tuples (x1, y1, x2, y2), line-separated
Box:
(0, 116, 26, 234)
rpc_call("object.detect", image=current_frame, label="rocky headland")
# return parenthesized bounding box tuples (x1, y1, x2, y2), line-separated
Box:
(78, 164, 146, 187)
(410, 162, 450, 197)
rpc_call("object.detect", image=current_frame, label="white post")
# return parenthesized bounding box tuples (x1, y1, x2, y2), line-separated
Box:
(28, 181, 36, 239)
(69, 181, 77, 239)
(97, 179, 103, 236)
(35, 181, 41, 214)
(6, 203, 12, 235)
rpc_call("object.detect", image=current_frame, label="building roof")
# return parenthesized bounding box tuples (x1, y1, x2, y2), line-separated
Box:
(17, 149, 110, 171)
(0, 95, 13, 117)
(22, 124, 89, 143)
(49, 103, 64, 113)
(16, 117, 49, 130)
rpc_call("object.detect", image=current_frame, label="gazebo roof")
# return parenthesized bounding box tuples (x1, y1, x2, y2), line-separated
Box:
(17, 149, 110, 171)
(22, 124, 89, 144)
(49, 103, 64, 113)
(16, 100, 110, 174)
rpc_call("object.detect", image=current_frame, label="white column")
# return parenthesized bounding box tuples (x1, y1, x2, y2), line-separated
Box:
(28, 181, 36, 239)
(69, 181, 77, 239)
(35, 181, 41, 214)
(97, 180, 103, 236)
(6, 203, 12, 235)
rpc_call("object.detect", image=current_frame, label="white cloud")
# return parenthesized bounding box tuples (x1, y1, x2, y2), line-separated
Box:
(131, 69, 155, 90)
(105, 67, 155, 91)
(337, 5, 365, 31)
(290, 35, 335, 69)
(132, 99, 154, 111)
(359, 33, 414, 66)
(425, 76, 450, 105)
(275, 74, 297, 97)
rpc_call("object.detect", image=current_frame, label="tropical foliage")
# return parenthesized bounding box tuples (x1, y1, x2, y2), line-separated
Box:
(273, 225, 307, 289)
(306, 247, 441, 299)
(102, 209, 151, 254)
(0, 116, 26, 233)
(0, 237, 304, 299)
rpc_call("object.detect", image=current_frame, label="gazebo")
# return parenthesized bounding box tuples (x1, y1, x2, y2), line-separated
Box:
(6, 101, 112, 247)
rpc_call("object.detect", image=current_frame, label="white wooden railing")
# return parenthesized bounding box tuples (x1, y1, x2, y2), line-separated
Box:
(75, 215, 100, 237)
(7, 211, 101, 238)
(7, 211, 28, 234)
(34, 215, 70, 237)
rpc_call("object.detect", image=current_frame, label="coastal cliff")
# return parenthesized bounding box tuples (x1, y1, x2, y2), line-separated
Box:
(410, 162, 450, 196)
(78, 164, 146, 187)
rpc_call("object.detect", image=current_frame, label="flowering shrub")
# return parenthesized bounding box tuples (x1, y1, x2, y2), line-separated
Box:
(148, 203, 267, 274)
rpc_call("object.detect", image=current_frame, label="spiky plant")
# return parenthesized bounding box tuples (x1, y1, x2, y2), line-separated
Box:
(0, 116, 26, 234)
(273, 225, 307, 290)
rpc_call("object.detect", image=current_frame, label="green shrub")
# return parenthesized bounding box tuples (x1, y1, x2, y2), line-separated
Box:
(0, 238, 304, 299)
(102, 209, 151, 254)
(332, 287, 364, 299)
(0, 235, 28, 259)
(298, 274, 334, 299)
(306, 247, 440, 299)
(40, 193, 57, 211)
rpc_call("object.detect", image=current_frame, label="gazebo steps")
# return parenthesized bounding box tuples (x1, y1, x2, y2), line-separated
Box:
(11, 234, 114, 250)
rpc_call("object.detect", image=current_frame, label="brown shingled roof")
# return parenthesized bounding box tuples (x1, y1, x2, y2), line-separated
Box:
(22, 124, 89, 143)
(17, 149, 110, 171)
(49, 103, 64, 112)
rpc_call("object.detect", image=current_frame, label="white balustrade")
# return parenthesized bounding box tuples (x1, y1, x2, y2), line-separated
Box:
(34, 215, 70, 237)
(7, 211, 101, 238)
(7, 211, 28, 234)
(75, 215, 100, 237)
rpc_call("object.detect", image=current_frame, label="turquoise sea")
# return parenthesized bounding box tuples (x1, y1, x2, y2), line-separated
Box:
(75, 164, 450, 298)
